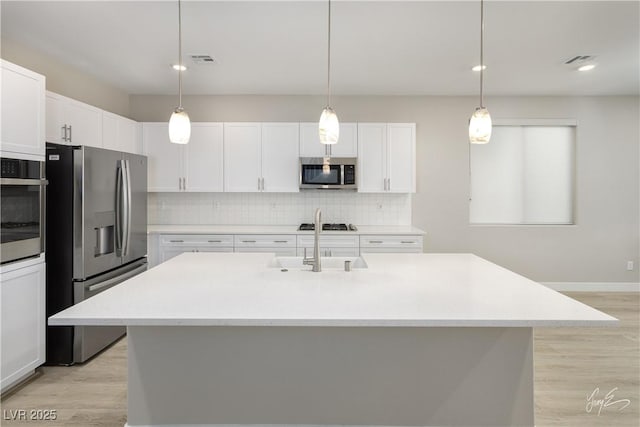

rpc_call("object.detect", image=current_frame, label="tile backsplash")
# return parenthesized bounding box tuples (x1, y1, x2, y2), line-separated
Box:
(148, 192, 412, 225)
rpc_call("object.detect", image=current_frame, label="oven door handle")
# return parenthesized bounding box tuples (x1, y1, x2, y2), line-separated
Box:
(0, 178, 48, 185)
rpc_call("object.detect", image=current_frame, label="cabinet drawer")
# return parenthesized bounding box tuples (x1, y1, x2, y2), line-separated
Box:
(297, 235, 359, 248)
(160, 234, 234, 247)
(234, 235, 296, 248)
(359, 235, 423, 250)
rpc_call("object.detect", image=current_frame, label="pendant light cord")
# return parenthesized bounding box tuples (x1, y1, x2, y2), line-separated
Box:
(479, 0, 484, 108)
(178, 0, 183, 109)
(327, 0, 331, 108)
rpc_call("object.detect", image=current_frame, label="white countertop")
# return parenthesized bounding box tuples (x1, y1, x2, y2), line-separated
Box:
(50, 253, 616, 328)
(147, 224, 425, 235)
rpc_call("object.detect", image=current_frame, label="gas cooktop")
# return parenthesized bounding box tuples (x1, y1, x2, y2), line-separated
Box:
(298, 223, 358, 231)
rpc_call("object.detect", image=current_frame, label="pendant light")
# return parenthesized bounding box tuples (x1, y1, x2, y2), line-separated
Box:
(469, 0, 491, 144)
(318, 0, 339, 145)
(168, 0, 191, 144)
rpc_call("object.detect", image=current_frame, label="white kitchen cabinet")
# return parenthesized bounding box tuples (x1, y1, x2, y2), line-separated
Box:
(234, 234, 296, 256)
(143, 122, 224, 192)
(224, 123, 299, 192)
(46, 91, 102, 147)
(299, 122, 357, 158)
(357, 123, 415, 193)
(224, 123, 262, 192)
(262, 123, 300, 192)
(158, 234, 234, 263)
(0, 60, 45, 157)
(359, 235, 423, 253)
(103, 111, 142, 154)
(1, 258, 45, 392)
(296, 234, 359, 257)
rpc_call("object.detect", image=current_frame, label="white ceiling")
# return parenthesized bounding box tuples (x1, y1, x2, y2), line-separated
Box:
(1, 1, 638, 96)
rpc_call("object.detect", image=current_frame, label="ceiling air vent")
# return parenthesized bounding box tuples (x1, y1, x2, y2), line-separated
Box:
(189, 55, 216, 65)
(564, 55, 595, 65)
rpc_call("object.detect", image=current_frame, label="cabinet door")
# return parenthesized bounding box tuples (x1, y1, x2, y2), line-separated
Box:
(143, 123, 182, 192)
(118, 116, 140, 154)
(357, 123, 387, 192)
(102, 111, 119, 150)
(224, 123, 262, 192)
(65, 99, 103, 147)
(299, 122, 327, 157)
(329, 122, 358, 157)
(184, 123, 224, 192)
(45, 93, 66, 144)
(1, 262, 45, 392)
(1, 60, 45, 156)
(387, 123, 416, 193)
(261, 123, 299, 192)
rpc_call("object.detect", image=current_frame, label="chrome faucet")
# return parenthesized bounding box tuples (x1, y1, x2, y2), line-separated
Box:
(303, 208, 322, 272)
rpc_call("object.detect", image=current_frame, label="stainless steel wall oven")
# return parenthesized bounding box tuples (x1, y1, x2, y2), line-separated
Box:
(0, 157, 47, 264)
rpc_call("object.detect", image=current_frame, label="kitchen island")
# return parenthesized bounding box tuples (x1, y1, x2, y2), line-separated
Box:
(49, 252, 616, 427)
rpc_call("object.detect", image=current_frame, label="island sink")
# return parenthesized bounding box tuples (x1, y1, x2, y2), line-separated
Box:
(271, 256, 368, 270)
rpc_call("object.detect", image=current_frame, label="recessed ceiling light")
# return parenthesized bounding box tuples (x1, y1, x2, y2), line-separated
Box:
(577, 64, 596, 72)
(172, 64, 187, 71)
(472, 65, 487, 72)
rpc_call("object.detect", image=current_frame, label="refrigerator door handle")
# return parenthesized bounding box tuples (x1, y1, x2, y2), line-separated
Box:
(115, 160, 125, 256)
(124, 159, 132, 257)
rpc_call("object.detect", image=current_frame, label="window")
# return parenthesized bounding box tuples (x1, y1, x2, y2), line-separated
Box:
(470, 124, 575, 225)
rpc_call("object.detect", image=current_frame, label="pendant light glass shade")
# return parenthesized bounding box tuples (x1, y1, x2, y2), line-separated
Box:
(319, 107, 339, 145)
(469, 0, 491, 144)
(319, 0, 339, 145)
(169, 0, 190, 144)
(169, 107, 191, 144)
(469, 107, 492, 144)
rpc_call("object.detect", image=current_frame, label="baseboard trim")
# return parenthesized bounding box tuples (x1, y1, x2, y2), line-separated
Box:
(541, 282, 640, 292)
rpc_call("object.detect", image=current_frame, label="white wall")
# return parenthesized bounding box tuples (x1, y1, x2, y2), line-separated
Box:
(131, 94, 639, 284)
(1, 38, 130, 117)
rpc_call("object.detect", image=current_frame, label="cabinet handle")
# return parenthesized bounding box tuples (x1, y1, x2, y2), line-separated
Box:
(261, 177, 265, 191)
(68, 125, 72, 142)
(401, 241, 415, 244)
(183, 177, 187, 190)
(208, 240, 222, 243)
(273, 240, 288, 243)
(242, 240, 256, 243)
(61, 125, 67, 142)
(369, 240, 383, 244)
(169, 239, 184, 243)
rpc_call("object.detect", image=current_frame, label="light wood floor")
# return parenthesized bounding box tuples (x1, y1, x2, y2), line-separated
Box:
(1, 292, 638, 427)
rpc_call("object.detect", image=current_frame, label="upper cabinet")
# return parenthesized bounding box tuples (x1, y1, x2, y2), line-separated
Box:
(0, 60, 45, 157)
(143, 122, 223, 192)
(358, 123, 415, 193)
(299, 122, 357, 158)
(224, 122, 299, 192)
(102, 111, 142, 154)
(46, 91, 102, 147)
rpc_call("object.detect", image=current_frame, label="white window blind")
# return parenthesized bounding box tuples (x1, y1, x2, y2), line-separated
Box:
(470, 125, 575, 224)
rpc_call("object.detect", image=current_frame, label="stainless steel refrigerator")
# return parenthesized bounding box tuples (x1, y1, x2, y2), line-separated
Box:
(45, 143, 147, 364)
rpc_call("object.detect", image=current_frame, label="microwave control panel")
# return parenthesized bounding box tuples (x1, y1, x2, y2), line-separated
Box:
(343, 164, 356, 185)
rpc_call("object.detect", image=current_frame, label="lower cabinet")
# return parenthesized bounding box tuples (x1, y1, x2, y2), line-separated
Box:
(1, 259, 45, 393)
(159, 235, 234, 264)
(359, 235, 423, 253)
(150, 232, 425, 267)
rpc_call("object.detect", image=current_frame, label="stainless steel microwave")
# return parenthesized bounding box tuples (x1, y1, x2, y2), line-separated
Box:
(299, 157, 357, 190)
